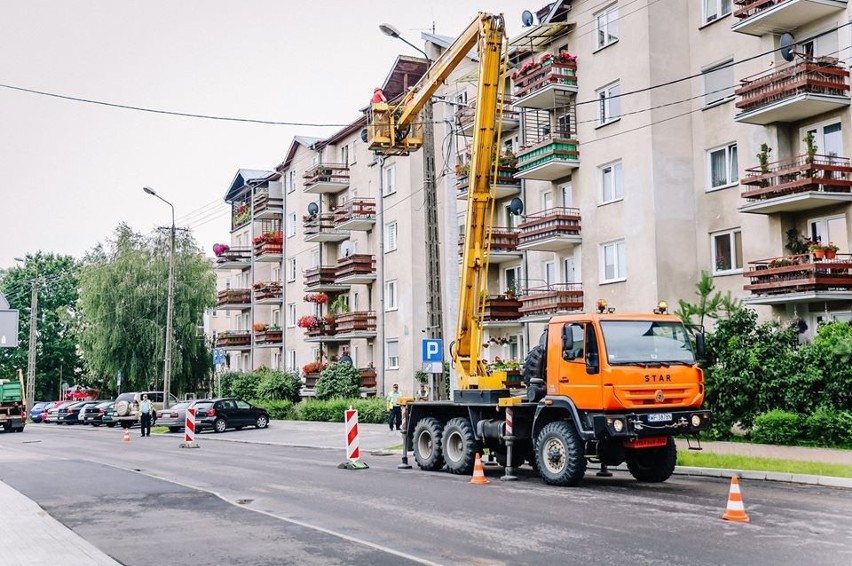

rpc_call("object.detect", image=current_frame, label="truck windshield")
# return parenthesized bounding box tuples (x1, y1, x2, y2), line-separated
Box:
(600, 320, 696, 365)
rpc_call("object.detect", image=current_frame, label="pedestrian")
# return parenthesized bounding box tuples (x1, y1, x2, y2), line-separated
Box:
(139, 393, 154, 437)
(386, 384, 402, 431)
(339, 347, 353, 365)
(416, 382, 429, 401)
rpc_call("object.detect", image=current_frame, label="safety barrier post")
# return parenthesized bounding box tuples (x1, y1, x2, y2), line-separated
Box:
(339, 407, 369, 469)
(180, 406, 199, 448)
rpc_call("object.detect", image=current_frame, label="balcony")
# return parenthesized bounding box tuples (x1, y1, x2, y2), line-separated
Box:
(304, 212, 349, 243)
(457, 228, 522, 264)
(739, 153, 852, 214)
(517, 208, 582, 252)
(734, 59, 850, 125)
(230, 201, 251, 231)
(304, 266, 349, 292)
(334, 311, 377, 338)
(732, 0, 847, 37)
(214, 330, 251, 350)
(335, 254, 376, 285)
(515, 136, 580, 181)
(334, 198, 376, 231)
(216, 289, 251, 310)
(743, 253, 852, 304)
(253, 281, 282, 305)
(456, 97, 520, 136)
(253, 232, 283, 261)
(518, 283, 584, 319)
(456, 166, 521, 200)
(254, 327, 283, 347)
(253, 186, 283, 220)
(512, 57, 578, 109)
(303, 163, 350, 194)
(483, 296, 522, 323)
(213, 247, 252, 270)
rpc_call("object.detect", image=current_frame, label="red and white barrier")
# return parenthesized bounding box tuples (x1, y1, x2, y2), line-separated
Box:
(339, 407, 368, 469)
(505, 407, 514, 437)
(180, 406, 199, 448)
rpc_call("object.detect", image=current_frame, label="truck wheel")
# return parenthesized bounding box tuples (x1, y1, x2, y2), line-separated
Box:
(626, 437, 677, 482)
(522, 345, 546, 386)
(442, 417, 480, 475)
(535, 421, 586, 486)
(3, 422, 10, 433)
(412, 417, 445, 471)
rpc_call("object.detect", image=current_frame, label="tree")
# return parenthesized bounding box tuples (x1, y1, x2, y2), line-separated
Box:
(314, 362, 361, 400)
(77, 224, 215, 396)
(675, 271, 742, 330)
(0, 253, 81, 400)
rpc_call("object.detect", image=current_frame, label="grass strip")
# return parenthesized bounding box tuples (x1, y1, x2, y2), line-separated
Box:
(678, 451, 852, 478)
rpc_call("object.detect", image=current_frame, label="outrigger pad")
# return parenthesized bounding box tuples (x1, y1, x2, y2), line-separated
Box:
(338, 461, 370, 470)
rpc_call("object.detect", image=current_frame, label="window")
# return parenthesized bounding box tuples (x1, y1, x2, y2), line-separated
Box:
(311, 249, 320, 268)
(272, 309, 280, 325)
(286, 213, 296, 237)
(809, 214, 848, 252)
(544, 261, 556, 286)
(286, 350, 296, 371)
(596, 82, 621, 125)
(600, 161, 623, 203)
(385, 221, 398, 252)
(287, 170, 296, 193)
(703, 60, 734, 106)
(595, 4, 619, 50)
(385, 280, 398, 311)
(349, 141, 357, 165)
(386, 339, 400, 369)
(601, 240, 626, 282)
(286, 258, 296, 282)
(711, 229, 743, 274)
(287, 303, 296, 327)
(702, 0, 731, 24)
(504, 266, 521, 294)
(707, 143, 738, 189)
(383, 165, 396, 196)
(272, 266, 280, 282)
(340, 144, 349, 166)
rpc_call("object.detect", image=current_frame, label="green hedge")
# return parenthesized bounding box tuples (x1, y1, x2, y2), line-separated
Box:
(751, 410, 801, 445)
(251, 397, 387, 423)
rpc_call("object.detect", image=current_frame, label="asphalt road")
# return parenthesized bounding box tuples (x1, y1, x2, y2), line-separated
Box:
(2, 424, 851, 566)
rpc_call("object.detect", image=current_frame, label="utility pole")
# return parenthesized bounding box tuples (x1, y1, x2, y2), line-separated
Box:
(25, 278, 38, 410)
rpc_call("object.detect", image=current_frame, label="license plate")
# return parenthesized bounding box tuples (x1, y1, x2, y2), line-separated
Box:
(647, 413, 672, 423)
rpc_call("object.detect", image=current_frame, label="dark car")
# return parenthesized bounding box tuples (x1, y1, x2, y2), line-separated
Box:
(194, 398, 269, 433)
(56, 401, 93, 424)
(81, 401, 114, 426)
(29, 401, 50, 423)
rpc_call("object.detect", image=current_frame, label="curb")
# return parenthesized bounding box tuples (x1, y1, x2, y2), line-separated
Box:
(672, 465, 852, 489)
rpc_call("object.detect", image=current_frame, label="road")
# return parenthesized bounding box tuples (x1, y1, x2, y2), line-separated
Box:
(1, 423, 851, 565)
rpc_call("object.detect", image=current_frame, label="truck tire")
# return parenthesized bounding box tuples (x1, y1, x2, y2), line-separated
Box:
(626, 437, 677, 482)
(522, 345, 546, 386)
(535, 421, 586, 486)
(412, 417, 445, 472)
(442, 417, 480, 475)
(3, 422, 10, 433)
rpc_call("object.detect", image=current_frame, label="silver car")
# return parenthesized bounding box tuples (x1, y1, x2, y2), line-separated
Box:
(156, 401, 196, 432)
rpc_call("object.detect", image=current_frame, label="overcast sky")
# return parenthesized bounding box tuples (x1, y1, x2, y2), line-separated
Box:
(0, 0, 531, 268)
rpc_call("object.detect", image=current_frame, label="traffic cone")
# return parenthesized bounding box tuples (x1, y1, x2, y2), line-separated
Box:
(123, 428, 131, 443)
(722, 475, 750, 522)
(470, 452, 489, 485)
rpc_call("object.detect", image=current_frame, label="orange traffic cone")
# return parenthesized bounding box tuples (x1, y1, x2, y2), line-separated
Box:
(722, 475, 750, 522)
(123, 428, 131, 443)
(470, 452, 489, 485)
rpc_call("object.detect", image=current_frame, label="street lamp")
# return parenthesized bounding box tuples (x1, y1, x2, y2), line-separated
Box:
(380, 22, 445, 397)
(143, 186, 175, 409)
(14, 257, 37, 410)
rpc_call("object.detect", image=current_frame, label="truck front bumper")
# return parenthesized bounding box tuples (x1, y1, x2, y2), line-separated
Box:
(591, 409, 711, 439)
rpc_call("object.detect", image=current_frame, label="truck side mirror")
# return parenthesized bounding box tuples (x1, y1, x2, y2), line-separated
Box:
(694, 332, 706, 357)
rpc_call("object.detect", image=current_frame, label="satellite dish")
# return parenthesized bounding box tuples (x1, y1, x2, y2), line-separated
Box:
(360, 128, 368, 143)
(779, 33, 796, 62)
(521, 10, 534, 27)
(509, 197, 524, 216)
(307, 202, 319, 216)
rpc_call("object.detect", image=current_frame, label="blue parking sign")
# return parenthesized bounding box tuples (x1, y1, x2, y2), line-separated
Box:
(422, 339, 443, 363)
(213, 348, 226, 365)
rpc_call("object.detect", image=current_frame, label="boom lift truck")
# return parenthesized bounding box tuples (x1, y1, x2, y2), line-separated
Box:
(367, 12, 711, 486)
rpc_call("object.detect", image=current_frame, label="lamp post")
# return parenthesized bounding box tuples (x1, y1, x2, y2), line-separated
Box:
(380, 23, 445, 396)
(14, 257, 37, 411)
(143, 186, 175, 409)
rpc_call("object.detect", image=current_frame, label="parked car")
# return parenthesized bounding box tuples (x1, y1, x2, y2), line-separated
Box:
(112, 391, 178, 429)
(81, 401, 114, 426)
(194, 398, 269, 433)
(57, 401, 92, 424)
(100, 403, 118, 428)
(44, 401, 74, 424)
(156, 401, 196, 432)
(29, 401, 50, 423)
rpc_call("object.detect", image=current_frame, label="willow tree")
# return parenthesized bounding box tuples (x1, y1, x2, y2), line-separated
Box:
(78, 224, 215, 396)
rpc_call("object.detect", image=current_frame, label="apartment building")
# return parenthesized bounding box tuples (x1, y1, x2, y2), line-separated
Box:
(212, 0, 852, 394)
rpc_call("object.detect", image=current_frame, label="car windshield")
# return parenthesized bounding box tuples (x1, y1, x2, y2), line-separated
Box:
(600, 320, 696, 365)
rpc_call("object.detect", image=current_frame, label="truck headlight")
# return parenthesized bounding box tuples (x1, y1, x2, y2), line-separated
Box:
(612, 419, 624, 432)
(691, 414, 702, 427)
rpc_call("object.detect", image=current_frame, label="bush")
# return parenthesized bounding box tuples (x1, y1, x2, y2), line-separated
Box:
(291, 398, 387, 423)
(256, 370, 302, 403)
(803, 407, 852, 447)
(314, 362, 361, 400)
(229, 372, 261, 400)
(251, 399, 295, 420)
(751, 410, 801, 445)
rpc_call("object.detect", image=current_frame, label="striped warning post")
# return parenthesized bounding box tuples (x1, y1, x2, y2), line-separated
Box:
(339, 407, 368, 469)
(180, 406, 199, 448)
(505, 407, 513, 437)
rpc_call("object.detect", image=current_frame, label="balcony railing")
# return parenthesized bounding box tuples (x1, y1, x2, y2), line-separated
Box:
(214, 330, 251, 348)
(304, 266, 338, 289)
(303, 163, 350, 194)
(213, 247, 252, 270)
(456, 97, 519, 135)
(732, 0, 847, 36)
(483, 296, 522, 321)
(458, 228, 521, 259)
(336, 254, 376, 282)
(253, 187, 283, 219)
(456, 166, 521, 199)
(304, 212, 349, 242)
(254, 329, 283, 345)
(335, 311, 377, 333)
(334, 198, 376, 231)
(231, 201, 251, 231)
(216, 289, 251, 308)
(253, 282, 282, 302)
(253, 232, 283, 259)
(744, 253, 852, 299)
(516, 135, 580, 180)
(517, 207, 582, 251)
(734, 59, 850, 124)
(513, 59, 578, 108)
(740, 153, 852, 212)
(518, 283, 583, 316)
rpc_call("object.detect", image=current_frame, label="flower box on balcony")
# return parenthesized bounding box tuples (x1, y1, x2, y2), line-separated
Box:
(518, 284, 583, 316)
(517, 138, 580, 172)
(255, 329, 283, 344)
(483, 296, 522, 321)
(359, 368, 377, 388)
(303, 372, 322, 388)
(512, 57, 578, 100)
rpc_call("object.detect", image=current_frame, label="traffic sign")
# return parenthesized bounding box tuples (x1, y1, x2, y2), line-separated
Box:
(422, 339, 443, 362)
(213, 348, 226, 365)
(0, 309, 19, 348)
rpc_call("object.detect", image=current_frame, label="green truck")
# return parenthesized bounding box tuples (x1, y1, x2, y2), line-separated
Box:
(0, 372, 26, 432)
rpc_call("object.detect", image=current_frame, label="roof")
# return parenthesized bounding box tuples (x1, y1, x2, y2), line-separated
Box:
(277, 136, 322, 171)
(223, 168, 278, 202)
